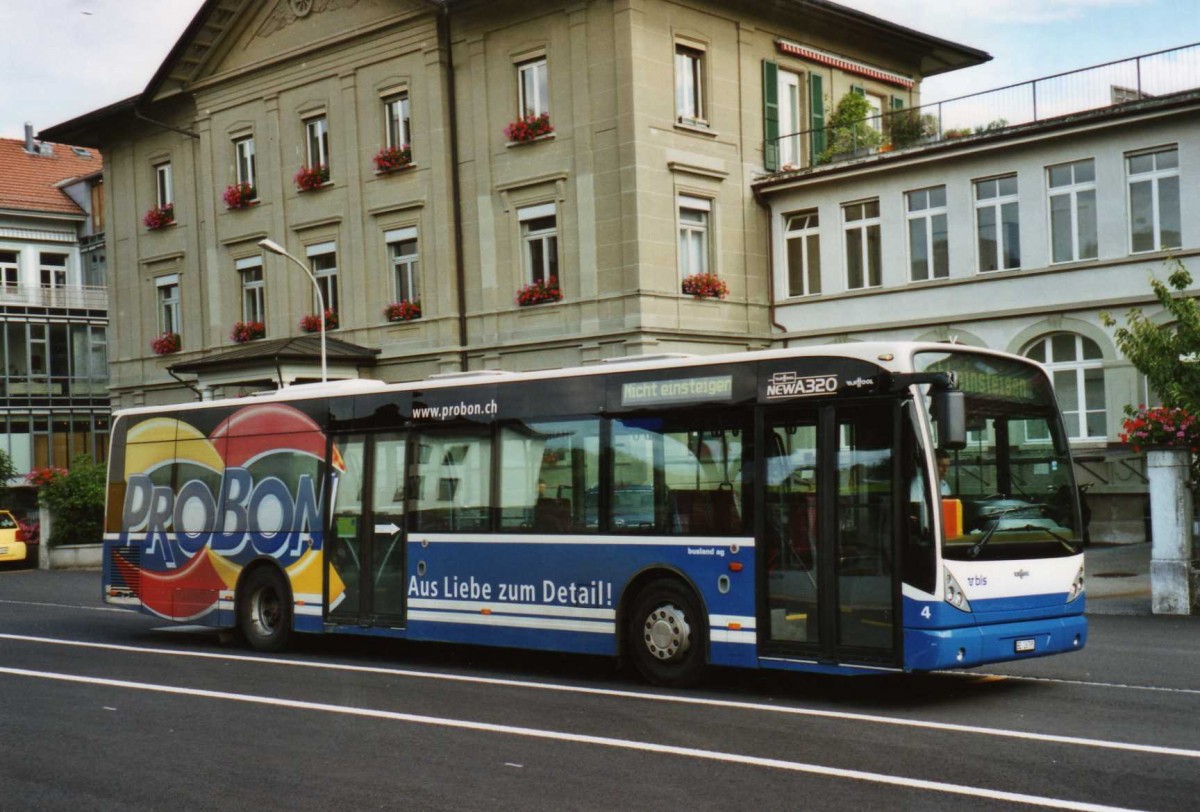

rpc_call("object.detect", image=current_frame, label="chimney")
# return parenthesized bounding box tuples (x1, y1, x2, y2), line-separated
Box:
(24, 122, 35, 153)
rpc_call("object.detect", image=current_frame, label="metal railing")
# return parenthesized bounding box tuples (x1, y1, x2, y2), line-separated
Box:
(768, 42, 1200, 172)
(0, 284, 108, 310)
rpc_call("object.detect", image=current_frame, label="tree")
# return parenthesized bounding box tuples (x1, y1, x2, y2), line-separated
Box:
(1101, 257, 1200, 414)
(36, 456, 106, 547)
(0, 449, 16, 505)
(818, 92, 882, 164)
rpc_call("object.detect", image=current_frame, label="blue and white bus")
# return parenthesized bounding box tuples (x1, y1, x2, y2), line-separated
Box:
(102, 342, 1087, 685)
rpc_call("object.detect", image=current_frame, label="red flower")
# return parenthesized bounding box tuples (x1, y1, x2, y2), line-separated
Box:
(681, 273, 729, 300)
(294, 164, 330, 191)
(516, 276, 562, 306)
(505, 113, 554, 143)
(151, 331, 181, 355)
(384, 300, 421, 321)
(373, 145, 413, 172)
(300, 309, 338, 332)
(143, 204, 175, 230)
(223, 182, 256, 209)
(230, 321, 266, 343)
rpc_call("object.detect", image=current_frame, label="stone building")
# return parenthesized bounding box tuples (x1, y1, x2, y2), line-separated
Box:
(40, 0, 985, 407)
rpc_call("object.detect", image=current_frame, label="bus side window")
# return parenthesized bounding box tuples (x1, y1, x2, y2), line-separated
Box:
(411, 430, 491, 532)
(498, 418, 600, 533)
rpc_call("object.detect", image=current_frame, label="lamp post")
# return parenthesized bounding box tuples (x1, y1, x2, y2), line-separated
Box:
(258, 238, 327, 383)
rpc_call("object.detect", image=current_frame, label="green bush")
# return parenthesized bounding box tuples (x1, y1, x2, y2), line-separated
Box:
(38, 456, 106, 547)
(819, 93, 882, 163)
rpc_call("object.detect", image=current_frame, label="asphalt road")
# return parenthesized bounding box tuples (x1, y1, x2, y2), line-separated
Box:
(1, 568, 1197, 811)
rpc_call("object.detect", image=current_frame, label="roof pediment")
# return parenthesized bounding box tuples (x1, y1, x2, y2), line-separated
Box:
(146, 0, 431, 103)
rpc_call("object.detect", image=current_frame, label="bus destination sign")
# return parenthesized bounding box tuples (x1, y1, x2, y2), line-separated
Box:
(621, 375, 733, 407)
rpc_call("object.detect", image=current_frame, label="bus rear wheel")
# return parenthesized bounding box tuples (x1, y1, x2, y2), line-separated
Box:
(238, 566, 292, 653)
(627, 579, 707, 687)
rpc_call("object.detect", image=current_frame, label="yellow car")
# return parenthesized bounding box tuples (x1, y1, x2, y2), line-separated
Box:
(0, 510, 33, 567)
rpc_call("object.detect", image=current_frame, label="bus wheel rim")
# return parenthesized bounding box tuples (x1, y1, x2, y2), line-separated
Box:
(252, 586, 280, 635)
(644, 605, 690, 660)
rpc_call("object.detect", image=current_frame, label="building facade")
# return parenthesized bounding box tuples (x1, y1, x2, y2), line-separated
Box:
(40, 0, 983, 407)
(0, 130, 109, 493)
(755, 84, 1200, 542)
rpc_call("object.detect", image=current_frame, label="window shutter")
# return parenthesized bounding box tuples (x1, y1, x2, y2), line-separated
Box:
(851, 84, 865, 96)
(890, 95, 905, 110)
(809, 73, 825, 164)
(763, 60, 779, 171)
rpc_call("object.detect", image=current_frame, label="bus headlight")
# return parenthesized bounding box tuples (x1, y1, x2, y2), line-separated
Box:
(1067, 565, 1085, 602)
(943, 568, 972, 612)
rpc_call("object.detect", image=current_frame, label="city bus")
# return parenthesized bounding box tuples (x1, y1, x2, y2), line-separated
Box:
(102, 342, 1087, 685)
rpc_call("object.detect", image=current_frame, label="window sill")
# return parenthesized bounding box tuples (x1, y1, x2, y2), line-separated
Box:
(296, 181, 334, 193)
(225, 200, 261, 211)
(145, 222, 178, 232)
(674, 120, 717, 138)
(374, 163, 417, 176)
(506, 133, 556, 148)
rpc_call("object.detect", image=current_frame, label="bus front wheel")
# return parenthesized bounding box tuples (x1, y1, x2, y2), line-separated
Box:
(627, 579, 707, 687)
(238, 566, 292, 652)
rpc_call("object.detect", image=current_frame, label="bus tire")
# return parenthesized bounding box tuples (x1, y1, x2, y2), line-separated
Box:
(627, 579, 707, 687)
(238, 566, 292, 653)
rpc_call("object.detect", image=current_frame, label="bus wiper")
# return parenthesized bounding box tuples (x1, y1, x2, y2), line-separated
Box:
(1008, 523, 1079, 554)
(966, 504, 1038, 559)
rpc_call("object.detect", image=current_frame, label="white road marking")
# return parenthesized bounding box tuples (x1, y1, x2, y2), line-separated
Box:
(1, 633, 1196, 761)
(0, 599, 128, 613)
(0, 664, 1151, 812)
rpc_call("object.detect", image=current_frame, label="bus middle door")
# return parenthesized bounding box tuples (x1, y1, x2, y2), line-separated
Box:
(326, 432, 408, 626)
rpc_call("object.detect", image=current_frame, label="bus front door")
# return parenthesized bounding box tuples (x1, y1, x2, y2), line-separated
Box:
(326, 432, 408, 626)
(762, 400, 899, 665)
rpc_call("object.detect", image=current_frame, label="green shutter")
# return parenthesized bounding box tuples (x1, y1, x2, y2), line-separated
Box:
(851, 84, 865, 96)
(890, 95, 905, 110)
(809, 73, 825, 164)
(763, 60, 779, 171)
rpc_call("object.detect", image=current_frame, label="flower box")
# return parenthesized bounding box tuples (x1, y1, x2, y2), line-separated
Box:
(223, 182, 257, 209)
(681, 272, 729, 300)
(230, 321, 266, 343)
(1120, 405, 1199, 455)
(516, 277, 562, 307)
(143, 204, 175, 230)
(151, 331, 181, 355)
(300, 309, 338, 332)
(505, 113, 554, 144)
(294, 164, 330, 191)
(384, 300, 421, 322)
(374, 144, 413, 173)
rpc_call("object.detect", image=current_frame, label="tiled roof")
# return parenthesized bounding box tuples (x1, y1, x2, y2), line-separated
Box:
(0, 137, 100, 216)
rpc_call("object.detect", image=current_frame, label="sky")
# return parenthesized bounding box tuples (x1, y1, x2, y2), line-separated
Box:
(0, 0, 1197, 140)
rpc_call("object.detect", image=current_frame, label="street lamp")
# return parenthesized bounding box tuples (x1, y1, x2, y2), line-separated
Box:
(258, 238, 327, 383)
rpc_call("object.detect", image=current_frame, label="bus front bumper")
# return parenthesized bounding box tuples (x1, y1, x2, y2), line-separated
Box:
(904, 613, 1087, 671)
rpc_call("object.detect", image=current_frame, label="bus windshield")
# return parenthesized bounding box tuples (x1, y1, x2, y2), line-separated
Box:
(915, 350, 1082, 561)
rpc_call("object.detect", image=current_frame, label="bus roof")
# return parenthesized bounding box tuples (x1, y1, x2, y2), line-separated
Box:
(114, 341, 1034, 418)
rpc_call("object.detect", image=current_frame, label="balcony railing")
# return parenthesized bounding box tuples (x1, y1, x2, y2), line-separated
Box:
(0, 284, 108, 310)
(767, 41, 1200, 173)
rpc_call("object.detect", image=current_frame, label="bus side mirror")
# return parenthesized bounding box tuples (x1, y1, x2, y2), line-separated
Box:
(934, 389, 967, 450)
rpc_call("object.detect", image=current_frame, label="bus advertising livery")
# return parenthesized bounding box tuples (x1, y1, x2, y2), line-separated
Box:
(103, 343, 1087, 685)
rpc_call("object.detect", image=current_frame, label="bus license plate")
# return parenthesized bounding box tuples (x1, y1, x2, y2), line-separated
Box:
(1015, 638, 1036, 653)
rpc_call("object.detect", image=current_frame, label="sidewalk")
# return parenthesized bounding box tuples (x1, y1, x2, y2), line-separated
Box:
(1086, 542, 1152, 615)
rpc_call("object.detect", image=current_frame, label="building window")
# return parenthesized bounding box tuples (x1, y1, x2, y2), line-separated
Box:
(234, 136, 257, 190)
(785, 210, 820, 297)
(678, 195, 711, 279)
(154, 162, 173, 208)
(306, 242, 338, 316)
(777, 69, 803, 169)
(517, 58, 549, 118)
(674, 44, 706, 125)
(906, 186, 948, 281)
(518, 204, 558, 285)
(1024, 333, 1106, 440)
(1, 251, 19, 292)
(975, 175, 1020, 272)
(237, 257, 265, 326)
(387, 227, 420, 303)
(384, 93, 411, 150)
(864, 92, 884, 132)
(843, 199, 881, 290)
(1127, 146, 1181, 253)
(1048, 159, 1097, 263)
(305, 115, 330, 173)
(156, 274, 180, 336)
